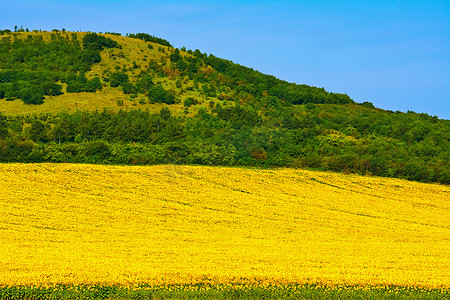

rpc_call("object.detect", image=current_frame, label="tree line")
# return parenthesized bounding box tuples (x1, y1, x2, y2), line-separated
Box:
(0, 105, 448, 184)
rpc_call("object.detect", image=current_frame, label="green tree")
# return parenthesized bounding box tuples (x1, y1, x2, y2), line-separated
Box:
(109, 71, 129, 87)
(29, 119, 47, 142)
(0, 113, 8, 139)
(148, 85, 175, 104)
(82, 33, 118, 51)
(42, 82, 63, 96)
(51, 121, 68, 144)
(85, 77, 102, 92)
(20, 87, 44, 104)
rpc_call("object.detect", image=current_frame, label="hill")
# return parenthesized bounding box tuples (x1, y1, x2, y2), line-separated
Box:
(0, 29, 449, 184)
(1, 163, 449, 288)
(0, 30, 352, 114)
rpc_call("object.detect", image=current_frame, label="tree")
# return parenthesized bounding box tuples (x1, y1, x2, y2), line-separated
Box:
(135, 74, 154, 92)
(148, 85, 175, 104)
(184, 97, 197, 107)
(20, 87, 44, 105)
(0, 113, 8, 139)
(159, 107, 171, 120)
(170, 49, 182, 63)
(66, 82, 84, 93)
(85, 77, 102, 92)
(82, 50, 101, 65)
(84, 140, 111, 159)
(29, 119, 47, 142)
(109, 72, 129, 87)
(51, 120, 69, 144)
(42, 82, 63, 96)
(82, 33, 118, 51)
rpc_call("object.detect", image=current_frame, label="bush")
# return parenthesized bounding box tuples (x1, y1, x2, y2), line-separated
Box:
(20, 87, 44, 104)
(84, 141, 111, 159)
(85, 77, 102, 92)
(148, 85, 175, 104)
(81, 50, 101, 65)
(183, 97, 197, 107)
(42, 82, 63, 96)
(83, 33, 119, 51)
(109, 72, 129, 88)
(66, 82, 84, 93)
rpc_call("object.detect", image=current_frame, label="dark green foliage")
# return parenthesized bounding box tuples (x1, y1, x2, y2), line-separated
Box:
(104, 32, 122, 36)
(81, 50, 101, 64)
(29, 119, 47, 142)
(202, 54, 353, 105)
(169, 49, 189, 72)
(108, 71, 129, 87)
(20, 86, 44, 104)
(66, 76, 102, 93)
(361, 101, 375, 108)
(169, 48, 182, 63)
(84, 140, 111, 159)
(0, 113, 8, 139)
(66, 82, 84, 93)
(159, 107, 171, 120)
(148, 85, 176, 104)
(0, 31, 448, 185)
(128, 32, 172, 47)
(135, 74, 154, 92)
(1, 105, 447, 184)
(305, 102, 316, 109)
(0, 283, 447, 299)
(217, 105, 262, 128)
(42, 82, 63, 96)
(183, 97, 197, 107)
(82, 32, 119, 51)
(121, 82, 136, 94)
(0, 29, 12, 35)
(0, 35, 93, 73)
(0, 32, 112, 104)
(85, 77, 102, 92)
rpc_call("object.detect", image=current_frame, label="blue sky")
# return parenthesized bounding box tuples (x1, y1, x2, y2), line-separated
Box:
(2, 0, 449, 119)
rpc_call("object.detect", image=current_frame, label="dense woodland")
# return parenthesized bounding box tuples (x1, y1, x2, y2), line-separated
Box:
(0, 29, 448, 184)
(1, 106, 448, 184)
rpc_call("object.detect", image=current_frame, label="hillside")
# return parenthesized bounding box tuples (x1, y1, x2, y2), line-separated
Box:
(0, 30, 352, 115)
(0, 29, 449, 183)
(1, 163, 449, 287)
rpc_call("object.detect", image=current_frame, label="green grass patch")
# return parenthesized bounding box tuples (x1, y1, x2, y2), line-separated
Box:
(0, 283, 448, 299)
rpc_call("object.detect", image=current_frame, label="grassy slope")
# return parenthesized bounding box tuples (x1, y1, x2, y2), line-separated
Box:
(1, 163, 449, 288)
(0, 32, 221, 117)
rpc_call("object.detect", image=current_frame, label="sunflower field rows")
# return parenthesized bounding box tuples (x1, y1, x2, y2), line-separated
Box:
(0, 163, 449, 297)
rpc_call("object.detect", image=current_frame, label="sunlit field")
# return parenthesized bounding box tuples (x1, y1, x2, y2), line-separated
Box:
(0, 163, 449, 298)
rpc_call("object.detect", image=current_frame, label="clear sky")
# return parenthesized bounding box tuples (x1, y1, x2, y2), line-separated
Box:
(2, 0, 449, 119)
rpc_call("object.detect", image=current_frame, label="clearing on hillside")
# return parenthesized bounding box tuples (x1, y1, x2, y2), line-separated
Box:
(0, 163, 449, 287)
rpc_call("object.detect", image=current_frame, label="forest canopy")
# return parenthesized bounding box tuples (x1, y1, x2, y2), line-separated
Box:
(0, 105, 448, 184)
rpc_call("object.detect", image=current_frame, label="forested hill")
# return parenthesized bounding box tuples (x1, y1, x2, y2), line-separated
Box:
(0, 29, 449, 184)
(0, 30, 352, 109)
